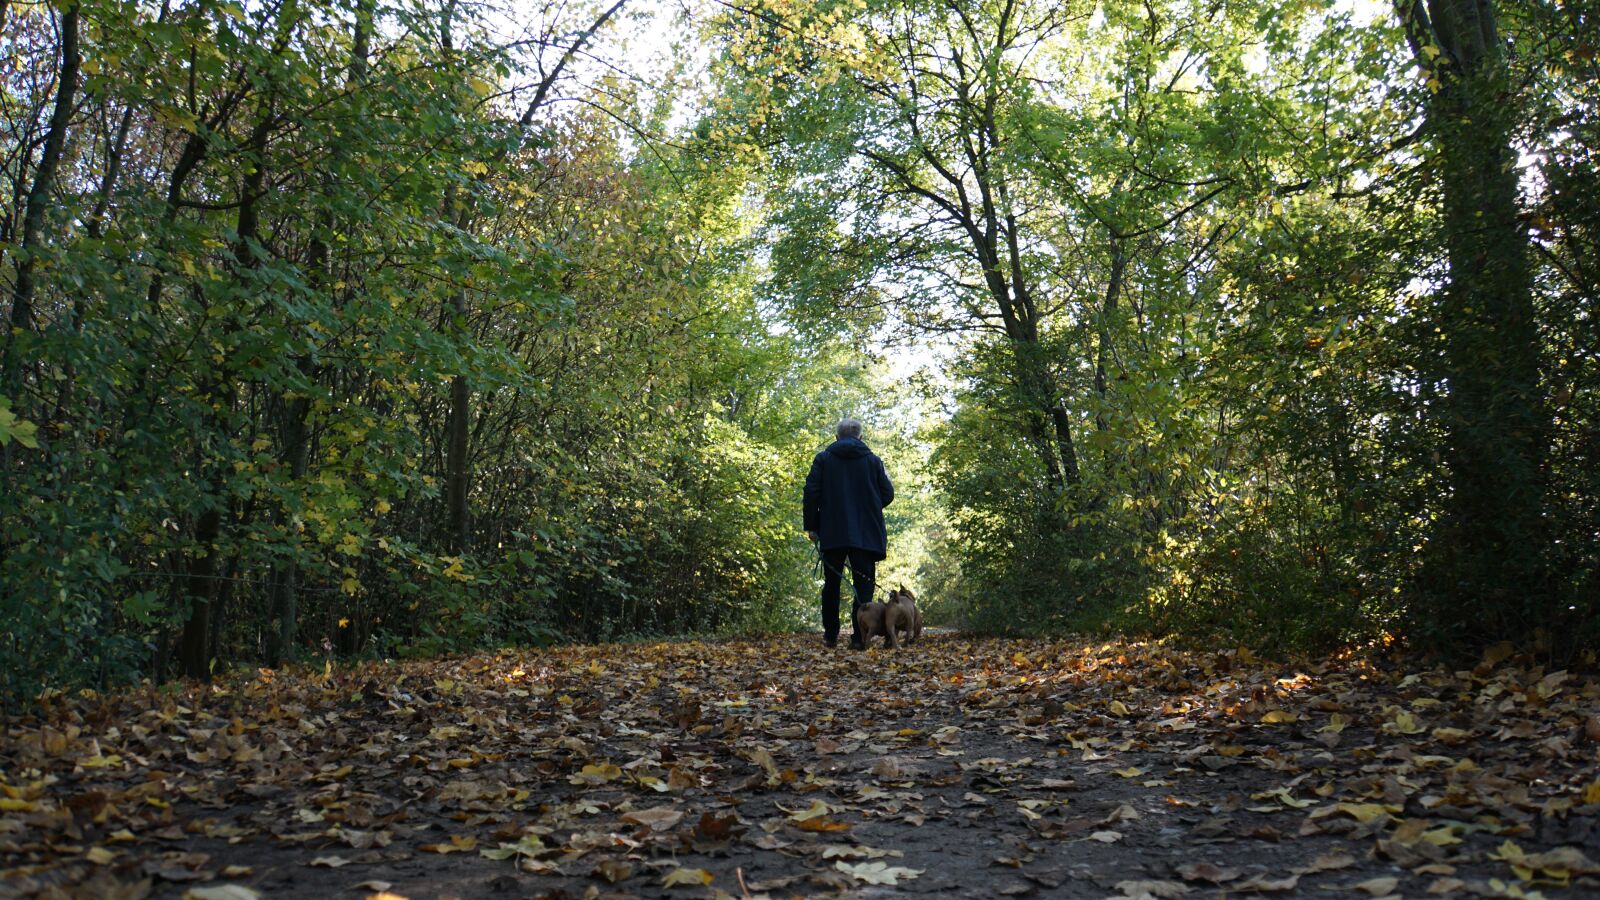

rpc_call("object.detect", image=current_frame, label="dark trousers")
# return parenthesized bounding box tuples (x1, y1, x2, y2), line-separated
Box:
(821, 547, 877, 641)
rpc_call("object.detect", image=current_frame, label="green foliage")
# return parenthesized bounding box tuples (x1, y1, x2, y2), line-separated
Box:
(4, 0, 1595, 703)
(0, 0, 878, 702)
(714, 0, 1598, 660)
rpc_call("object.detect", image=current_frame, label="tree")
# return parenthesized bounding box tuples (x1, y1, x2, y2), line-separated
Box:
(1396, 0, 1553, 646)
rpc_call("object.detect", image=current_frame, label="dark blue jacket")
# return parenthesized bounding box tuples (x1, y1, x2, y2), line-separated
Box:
(804, 437, 894, 559)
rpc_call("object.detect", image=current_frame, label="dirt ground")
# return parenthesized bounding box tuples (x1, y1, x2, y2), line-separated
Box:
(3, 632, 1599, 898)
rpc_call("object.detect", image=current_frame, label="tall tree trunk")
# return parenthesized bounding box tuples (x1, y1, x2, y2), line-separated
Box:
(446, 362, 471, 553)
(1398, 0, 1551, 639)
(266, 0, 369, 664)
(1094, 240, 1126, 434)
(178, 505, 223, 679)
(3, 1, 81, 390)
(179, 106, 273, 679)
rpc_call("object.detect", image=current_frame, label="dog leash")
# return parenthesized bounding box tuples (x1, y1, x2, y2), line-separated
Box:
(811, 537, 854, 582)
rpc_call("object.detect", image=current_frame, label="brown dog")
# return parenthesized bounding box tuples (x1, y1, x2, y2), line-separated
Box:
(854, 602, 897, 649)
(885, 585, 922, 646)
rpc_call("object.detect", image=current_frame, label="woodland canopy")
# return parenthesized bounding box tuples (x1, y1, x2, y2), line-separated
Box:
(1, 0, 1596, 701)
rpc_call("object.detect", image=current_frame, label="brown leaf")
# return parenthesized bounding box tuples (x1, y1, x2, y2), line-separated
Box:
(620, 805, 683, 830)
(1175, 862, 1240, 883)
(1349, 876, 1399, 896)
(593, 859, 634, 883)
(1117, 880, 1191, 899)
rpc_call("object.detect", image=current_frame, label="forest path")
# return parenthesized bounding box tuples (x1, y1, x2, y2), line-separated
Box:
(3, 633, 1599, 899)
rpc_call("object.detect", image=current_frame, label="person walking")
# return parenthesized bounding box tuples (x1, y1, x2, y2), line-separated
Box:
(804, 418, 894, 649)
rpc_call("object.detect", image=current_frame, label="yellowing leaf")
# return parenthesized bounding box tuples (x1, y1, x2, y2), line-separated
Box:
(1491, 840, 1527, 863)
(1319, 713, 1350, 734)
(1420, 827, 1463, 847)
(1336, 802, 1395, 824)
(1382, 708, 1425, 735)
(661, 867, 713, 887)
(1112, 767, 1145, 778)
(1351, 876, 1399, 896)
(183, 888, 263, 900)
(1260, 709, 1297, 724)
(85, 846, 118, 864)
(835, 861, 923, 885)
(785, 799, 833, 821)
(569, 762, 622, 785)
(620, 806, 683, 830)
(418, 835, 476, 854)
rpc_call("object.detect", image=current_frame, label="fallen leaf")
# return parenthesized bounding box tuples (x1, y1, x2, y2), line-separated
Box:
(417, 835, 476, 854)
(1176, 862, 1240, 883)
(1351, 876, 1399, 896)
(620, 806, 683, 830)
(661, 867, 714, 887)
(593, 859, 634, 883)
(182, 889, 261, 900)
(785, 799, 832, 821)
(834, 861, 923, 885)
(1115, 880, 1189, 898)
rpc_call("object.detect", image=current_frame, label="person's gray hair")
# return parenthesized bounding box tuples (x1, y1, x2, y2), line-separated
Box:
(836, 418, 862, 439)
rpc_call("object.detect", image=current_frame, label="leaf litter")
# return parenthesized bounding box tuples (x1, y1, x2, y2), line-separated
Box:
(1, 634, 1597, 897)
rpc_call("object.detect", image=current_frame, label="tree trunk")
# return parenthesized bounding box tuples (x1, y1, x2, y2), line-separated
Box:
(446, 358, 471, 553)
(1400, 0, 1551, 638)
(1094, 240, 1126, 434)
(179, 506, 223, 679)
(3, 1, 80, 389)
(179, 104, 273, 679)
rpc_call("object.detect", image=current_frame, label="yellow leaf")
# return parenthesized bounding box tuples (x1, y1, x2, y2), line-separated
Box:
(569, 762, 622, 785)
(661, 867, 713, 887)
(835, 860, 924, 885)
(1583, 780, 1600, 805)
(419, 835, 476, 854)
(1382, 708, 1425, 735)
(1261, 710, 1297, 724)
(1336, 802, 1395, 824)
(1112, 767, 1144, 778)
(1490, 840, 1526, 863)
(1108, 700, 1130, 716)
(786, 799, 832, 821)
(1319, 713, 1350, 734)
(1420, 826, 1462, 847)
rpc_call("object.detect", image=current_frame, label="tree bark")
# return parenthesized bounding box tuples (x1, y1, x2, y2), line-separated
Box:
(1094, 240, 1126, 434)
(1398, 0, 1551, 637)
(3, 1, 81, 389)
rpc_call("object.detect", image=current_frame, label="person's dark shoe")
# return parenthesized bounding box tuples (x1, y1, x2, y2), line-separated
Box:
(824, 635, 838, 648)
(849, 634, 865, 651)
